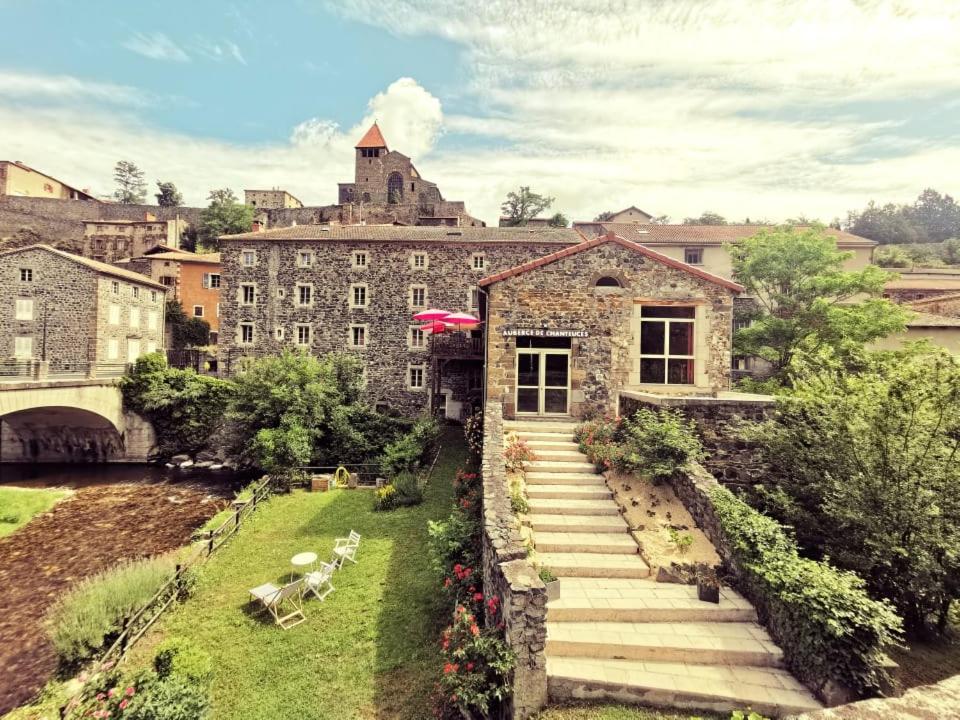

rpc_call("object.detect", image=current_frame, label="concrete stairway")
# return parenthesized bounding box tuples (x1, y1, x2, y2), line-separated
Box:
(505, 419, 822, 718)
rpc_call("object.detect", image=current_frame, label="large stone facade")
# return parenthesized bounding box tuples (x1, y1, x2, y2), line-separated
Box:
(83, 216, 186, 263)
(217, 225, 581, 414)
(244, 189, 303, 209)
(0, 245, 167, 372)
(482, 235, 742, 419)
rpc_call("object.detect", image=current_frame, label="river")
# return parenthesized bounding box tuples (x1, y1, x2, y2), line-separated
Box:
(0, 462, 250, 490)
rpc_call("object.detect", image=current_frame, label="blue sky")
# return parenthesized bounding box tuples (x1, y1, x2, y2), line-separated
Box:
(1, 1, 958, 223)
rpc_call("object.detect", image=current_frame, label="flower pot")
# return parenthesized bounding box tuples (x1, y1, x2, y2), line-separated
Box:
(545, 579, 561, 602)
(311, 475, 330, 492)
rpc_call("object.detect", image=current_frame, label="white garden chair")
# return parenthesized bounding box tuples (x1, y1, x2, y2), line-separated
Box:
(332, 530, 361, 569)
(303, 561, 336, 602)
(248, 578, 306, 629)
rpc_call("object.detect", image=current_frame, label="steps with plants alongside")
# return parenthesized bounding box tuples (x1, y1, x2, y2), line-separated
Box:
(503, 418, 822, 718)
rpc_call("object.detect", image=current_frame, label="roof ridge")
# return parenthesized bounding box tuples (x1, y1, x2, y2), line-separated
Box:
(355, 122, 388, 149)
(0, 244, 168, 289)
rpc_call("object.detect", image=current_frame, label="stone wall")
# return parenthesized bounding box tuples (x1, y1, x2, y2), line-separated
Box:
(796, 675, 960, 719)
(481, 401, 548, 719)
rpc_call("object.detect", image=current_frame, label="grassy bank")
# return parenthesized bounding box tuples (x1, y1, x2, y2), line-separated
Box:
(0, 486, 71, 537)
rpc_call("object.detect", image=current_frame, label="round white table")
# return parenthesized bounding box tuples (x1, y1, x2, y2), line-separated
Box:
(290, 551, 318, 574)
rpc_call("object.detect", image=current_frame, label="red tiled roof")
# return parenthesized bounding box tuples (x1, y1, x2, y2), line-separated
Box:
(573, 223, 877, 247)
(479, 231, 744, 293)
(355, 122, 387, 149)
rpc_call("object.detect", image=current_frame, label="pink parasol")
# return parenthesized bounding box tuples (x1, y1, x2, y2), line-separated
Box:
(419, 321, 450, 334)
(443, 312, 481, 326)
(413, 309, 451, 322)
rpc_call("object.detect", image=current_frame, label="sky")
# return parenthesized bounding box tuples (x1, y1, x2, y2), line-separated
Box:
(1, 0, 958, 225)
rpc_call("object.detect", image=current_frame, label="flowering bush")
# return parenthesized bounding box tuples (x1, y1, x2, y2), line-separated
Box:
(574, 416, 622, 470)
(374, 483, 398, 510)
(504, 435, 536, 473)
(464, 412, 484, 464)
(429, 470, 482, 579)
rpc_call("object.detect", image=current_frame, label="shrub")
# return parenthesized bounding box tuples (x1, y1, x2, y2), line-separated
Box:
(376, 472, 424, 511)
(153, 637, 213, 685)
(617, 408, 703, 481)
(379, 433, 422, 477)
(538, 566, 557, 584)
(409, 415, 441, 460)
(709, 484, 902, 696)
(668, 528, 693, 556)
(464, 411, 483, 464)
(574, 416, 621, 469)
(374, 484, 398, 511)
(509, 485, 529, 515)
(504, 435, 536, 472)
(47, 554, 178, 663)
(124, 674, 210, 720)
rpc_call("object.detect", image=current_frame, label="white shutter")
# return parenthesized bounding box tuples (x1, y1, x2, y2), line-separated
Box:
(202, 273, 210, 289)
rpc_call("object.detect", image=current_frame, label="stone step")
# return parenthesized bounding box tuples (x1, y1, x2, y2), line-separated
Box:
(525, 473, 607, 486)
(505, 421, 579, 433)
(527, 485, 613, 501)
(545, 621, 784, 667)
(513, 431, 577, 442)
(525, 440, 581, 452)
(528, 498, 622, 516)
(528, 513, 630, 533)
(527, 449, 591, 463)
(547, 657, 822, 717)
(547, 578, 757, 623)
(527, 460, 597, 475)
(537, 552, 651, 579)
(536, 532, 638, 555)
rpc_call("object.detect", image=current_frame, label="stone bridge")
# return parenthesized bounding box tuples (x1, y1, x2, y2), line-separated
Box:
(0, 379, 156, 463)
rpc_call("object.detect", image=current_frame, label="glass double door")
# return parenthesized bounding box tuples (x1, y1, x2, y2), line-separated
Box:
(516, 350, 570, 415)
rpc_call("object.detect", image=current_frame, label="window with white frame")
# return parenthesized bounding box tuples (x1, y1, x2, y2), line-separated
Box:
(409, 326, 426, 350)
(14, 336, 33, 359)
(131, 286, 140, 299)
(127, 339, 141, 363)
(297, 284, 313, 306)
(148, 310, 158, 330)
(350, 283, 368, 308)
(471, 253, 485, 271)
(193, 305, 204, 317)
(203, 273, 221, 289)
(411, 252, 427, 269)
(111, 281, 120, 295)
(15, 298, 34, 321)
(19, 268, 33, 282)
(639, 306, 695, 385)
(350, 325, 367, 348)
(353, 251, 368, 268)
(468, 287, 479, 311)
(129, 307, 140, 328)
(150, 290, 157, 302)
(408, 365, 425, 390)
(107, 338, 119, 360)
(297, 250, 314, 268)
(276, 327, 285, 341)
(684, 247, 704, 265)
(240, 323, 255, 344)
(240, 284, 256, 305)
(108, 303, 121, 325)
(410, 285, 426, 308)
(242, 250, 256, 267)
(296, 324, 311, 346)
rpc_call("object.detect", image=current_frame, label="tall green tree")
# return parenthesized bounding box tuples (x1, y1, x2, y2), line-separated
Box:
(500, 186, 554, 226)
(197, 188, 254, 250)
(113, 160, 147, 204)
(728, 225, 907, 377)
(683, 211, 726, 225)
(593, 210, 616, 221)
(165, 300, 210, 348)
(155, 181, 183, 207)
(846, 201, 921, 244)
(907, 188, 960, 242)
(547, 212, 569, 227)
(746, 344, 960, 632)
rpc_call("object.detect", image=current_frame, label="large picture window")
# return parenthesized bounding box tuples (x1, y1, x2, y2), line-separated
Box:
(639, 306, 695, 384)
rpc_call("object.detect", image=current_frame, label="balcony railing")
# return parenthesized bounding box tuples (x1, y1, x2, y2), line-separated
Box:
(430, 334, 484, 359)
(0, 360, 131, 383)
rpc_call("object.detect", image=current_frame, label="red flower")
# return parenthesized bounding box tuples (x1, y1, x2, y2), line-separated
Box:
(443, 578, 451, 588)
(470, 624, 480, 636)
(453, 564, 462, 575)
(468, 585, 475, 593)
(96, 693, 106, 702)
(119, 699, 129, 710)
(107, 688, 117, 698)
(466, 662, 475, 671)
(125, 687, 135, 697)
(473, 592, 483, 602)
(443, 662, 455, 674)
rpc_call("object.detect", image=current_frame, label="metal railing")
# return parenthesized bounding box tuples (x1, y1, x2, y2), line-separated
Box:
(0, 360, 132, 383)
(431, 334, 484, 358)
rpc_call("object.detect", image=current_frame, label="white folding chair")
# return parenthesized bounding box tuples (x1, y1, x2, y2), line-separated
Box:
(248, 579, 306, 629)
(303, 561, 336, 602)
(332, 530, 361, 569)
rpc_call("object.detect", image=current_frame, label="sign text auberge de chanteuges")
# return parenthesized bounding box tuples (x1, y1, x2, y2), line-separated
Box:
(501, 328, 590, 338)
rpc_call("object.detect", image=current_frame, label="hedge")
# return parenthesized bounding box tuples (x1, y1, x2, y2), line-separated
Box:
(709, 484, 902, 696)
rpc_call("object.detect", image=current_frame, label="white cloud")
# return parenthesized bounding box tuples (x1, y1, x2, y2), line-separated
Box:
(122, 32, 190, 63)
(194, 38, 247, 65)
(0, 70, 147, 107)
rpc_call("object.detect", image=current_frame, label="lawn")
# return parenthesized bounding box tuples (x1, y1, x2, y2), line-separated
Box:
(131, 428, 464, 720)
(535, 705, 723, 720)
(0, 486, 71, 537)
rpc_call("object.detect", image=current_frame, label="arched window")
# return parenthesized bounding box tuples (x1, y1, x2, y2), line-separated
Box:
(387, 172, 404, 204)
(595, 276, 622, 287)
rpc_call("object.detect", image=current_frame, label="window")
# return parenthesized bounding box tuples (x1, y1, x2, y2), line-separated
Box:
(240, 323, 254, 344)
(276, 327, 285, 341)
(639, 306, 695, 385)
(684, 247, 704, 265)
(410, 285, 426, 308)
(193, 305, 204, 317)
(14, 336, 33, 359)
(203, 273, 221, 289)
(410, 326, 426, 349)
(131, 286, 140, 299)
(111, 281, 120, 294)
(350, 325, 367, 348)
(353, 251, 368, 268)
(297, 284, 313, 306)
(242, 250, 256, 267)
(129, 307, 140, 328)
(127, 339, 141, 363)
(160, 276, 175, 287)
(15, 298, 34, 321)
(108, 304, 121, 325)
(411, 252, 427, 269)
(19, 268, 32, 282)
(107, 338, 119, 360)
(296, 324, 311, 346)
(240, 284, 256, 305)
(408, 365, 425, 390)
(468, 365, 483, 391)
(468, 287, 479, 311)
(387, 172, 404, 203)
(297, 251, 314, 268)
(148, 310, 158, 330)
(150, 290, 157, 302)
(351, 284, 368, 308)
(595, 276, 622, 287)
(471, 253, 485, 271)
(361, 148, 379, 158)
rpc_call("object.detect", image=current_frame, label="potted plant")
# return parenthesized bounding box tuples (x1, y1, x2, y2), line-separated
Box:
(539, 566, 560, 601)
(696, 563, 720, 604)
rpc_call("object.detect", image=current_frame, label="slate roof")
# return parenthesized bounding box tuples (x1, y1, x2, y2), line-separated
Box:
(355, 122, 387, 149)
(576, 223, 877, 247)
(220, 224, 583, 244)
(479, 231, 744, 293)
(0, 244, 168, 289)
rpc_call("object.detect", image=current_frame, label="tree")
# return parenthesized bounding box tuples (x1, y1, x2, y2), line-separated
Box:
(500, 186, 554, 226)
(745, 344, 960, 632)
(155, 181, 183, 207)
(547, 212, 568, 228)
(873, 245, 911, 268)
(942, 238, 960, 265)
(594, 210, 616, 221)
(683, 211, 726, 225)
(846, 201, 921, 244)
(907, 188, 960, 242)
(728, 225, 907, 377)
(650, 214, 671, 224)
(113, 160, 147, 204)
(165, 300, 210, 349)
(197, 188, 254, 250)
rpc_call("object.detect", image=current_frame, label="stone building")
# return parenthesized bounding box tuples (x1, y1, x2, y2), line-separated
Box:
(480, 232, 743, 419)
(882, 270, 960, 303)
(83, 214, 187, 263)
(217, 224, 582, 415)
(244, 189, 303, 209)
(0, 244, 167, 374)
(0, 160, 97, 201)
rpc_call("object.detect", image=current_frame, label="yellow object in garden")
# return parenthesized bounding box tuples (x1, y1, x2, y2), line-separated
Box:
(333, 466, 350, 488)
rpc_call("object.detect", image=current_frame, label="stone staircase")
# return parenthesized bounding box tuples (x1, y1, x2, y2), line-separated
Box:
(505, 419, 823, 718)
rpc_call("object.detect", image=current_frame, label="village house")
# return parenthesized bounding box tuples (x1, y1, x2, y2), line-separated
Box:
(0, 160, 97, 201)
(0, 244, 167, 377)
(83, 214, 187, 263)
(244, 189, 303, 209)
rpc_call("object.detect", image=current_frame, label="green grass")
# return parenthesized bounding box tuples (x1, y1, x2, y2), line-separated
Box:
(535, 705, 724, 720)
(136, 429, 463, 720)
(0, 486, 71, 537)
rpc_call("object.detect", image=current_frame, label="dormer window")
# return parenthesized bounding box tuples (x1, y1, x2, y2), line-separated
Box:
(595, 276, 622, 287)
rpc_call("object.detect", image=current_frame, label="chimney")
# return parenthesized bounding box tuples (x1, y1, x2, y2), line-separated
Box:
(144, 212, 156, 221)
(251, 220, 263, 232)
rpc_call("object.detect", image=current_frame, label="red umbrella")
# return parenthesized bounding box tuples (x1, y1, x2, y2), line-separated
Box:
(413, 309, 451, 322)
(419, 321, 450, 334)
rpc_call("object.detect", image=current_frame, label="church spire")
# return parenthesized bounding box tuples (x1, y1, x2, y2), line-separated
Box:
(355, 121, 387, 149)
